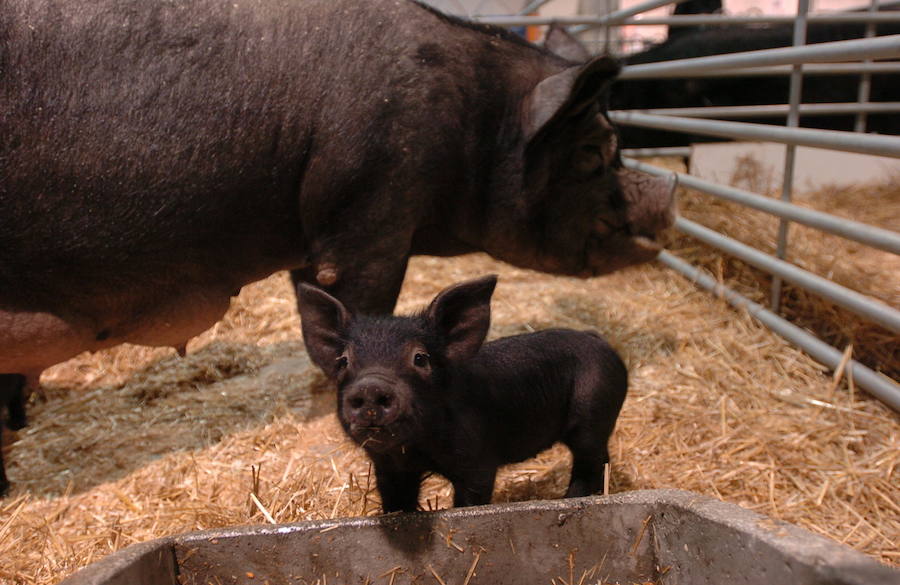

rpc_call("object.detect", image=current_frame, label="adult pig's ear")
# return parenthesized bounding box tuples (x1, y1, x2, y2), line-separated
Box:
(297, 284, 351, 376)
(523, 55, 620, 142)
(426, 275, 498, 363)
(543, 23, 591, 62)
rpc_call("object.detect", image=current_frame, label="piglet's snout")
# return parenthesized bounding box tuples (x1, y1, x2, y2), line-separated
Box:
(343, 378, 400, 427)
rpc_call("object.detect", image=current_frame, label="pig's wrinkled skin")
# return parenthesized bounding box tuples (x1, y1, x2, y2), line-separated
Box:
(298, 276, 628, 512)
(0, 0, 672, 492)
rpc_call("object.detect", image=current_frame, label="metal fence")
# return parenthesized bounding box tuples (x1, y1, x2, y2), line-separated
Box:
(475, 1, 900, 412)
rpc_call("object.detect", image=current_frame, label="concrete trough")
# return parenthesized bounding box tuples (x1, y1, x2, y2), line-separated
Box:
(59, 489, 899, 585)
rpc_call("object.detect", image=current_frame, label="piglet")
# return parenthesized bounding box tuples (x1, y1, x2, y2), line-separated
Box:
(297, 276, 628, 512)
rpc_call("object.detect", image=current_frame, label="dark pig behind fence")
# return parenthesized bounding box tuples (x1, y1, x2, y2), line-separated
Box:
(297, 276, 628, 512)
(0, 0, 672, 493)
(608, 5, 900, 148)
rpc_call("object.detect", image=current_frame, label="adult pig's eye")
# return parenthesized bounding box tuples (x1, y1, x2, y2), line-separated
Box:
(413, 353, 430, 368)
(336, 355, 348, 370)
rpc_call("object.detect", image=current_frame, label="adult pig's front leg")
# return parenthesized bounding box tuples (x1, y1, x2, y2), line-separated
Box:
(291, 248, 410, 316)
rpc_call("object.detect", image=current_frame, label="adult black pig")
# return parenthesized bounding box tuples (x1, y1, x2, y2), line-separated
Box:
(0, 0, 673, 491)
(297, 275, 628, 511)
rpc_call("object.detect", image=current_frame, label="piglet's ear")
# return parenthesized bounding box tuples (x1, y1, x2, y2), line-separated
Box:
(297, 284, 351, 377)
(426, 275, 498, 363)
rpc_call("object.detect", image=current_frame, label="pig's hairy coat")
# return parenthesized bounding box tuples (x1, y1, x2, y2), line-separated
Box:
(1, 0, 673, 375)
(298, 277, 628, 512)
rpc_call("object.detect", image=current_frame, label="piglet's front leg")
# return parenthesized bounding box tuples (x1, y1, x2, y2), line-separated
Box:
(452, 468, 497, 508)
(374, 463, 422, 513)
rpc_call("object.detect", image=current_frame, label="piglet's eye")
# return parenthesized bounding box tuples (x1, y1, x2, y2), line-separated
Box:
(413, 353, 430, 368)
(336, 355, 348, 370)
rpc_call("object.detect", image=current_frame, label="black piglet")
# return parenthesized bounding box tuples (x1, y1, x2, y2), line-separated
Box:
(297, 275, 628, 513)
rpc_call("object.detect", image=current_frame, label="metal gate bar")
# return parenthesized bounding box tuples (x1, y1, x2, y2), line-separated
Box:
(479, 0, 689, 28)
(619, 12, 900, 26)
(674, 217, 900, 333)
(617, 62, 900, 78)
(620, 35, 900, 79)
(621, 102, 900, 118)
(609, 111, 900, 157)
(659, 252, 900, 411)
(476, 12, 900, 27)
(771, 0, 808, 312)
(855, 0, 880, 132)
(622, 147, 692, 158)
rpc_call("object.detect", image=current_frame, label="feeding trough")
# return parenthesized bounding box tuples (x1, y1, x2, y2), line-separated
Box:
(59, 489, 898, 585)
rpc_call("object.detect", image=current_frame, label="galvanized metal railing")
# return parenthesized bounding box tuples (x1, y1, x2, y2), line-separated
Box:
(474, 1, 900, 412)
(619, 102, 900, 118)
(608, 110, 900, 157)
(480, 0, 690, 28)
(618, 34, 900, 411)
(618, 35, 900, 78)
(478, 9, 900, 27)
(618, 62, 900, 78)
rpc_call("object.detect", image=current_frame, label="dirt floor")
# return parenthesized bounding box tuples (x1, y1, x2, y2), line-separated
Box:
(2, 171, 898, 584)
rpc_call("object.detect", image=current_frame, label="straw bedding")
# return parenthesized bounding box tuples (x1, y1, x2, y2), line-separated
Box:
(1, 167, 898, 584)
(666, 156, 899, 378)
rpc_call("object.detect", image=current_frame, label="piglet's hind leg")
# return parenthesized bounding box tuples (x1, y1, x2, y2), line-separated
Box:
(564, 429, 610, 497)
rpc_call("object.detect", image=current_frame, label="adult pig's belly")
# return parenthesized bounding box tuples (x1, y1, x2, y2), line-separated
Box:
(0, 283, 236, 374)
